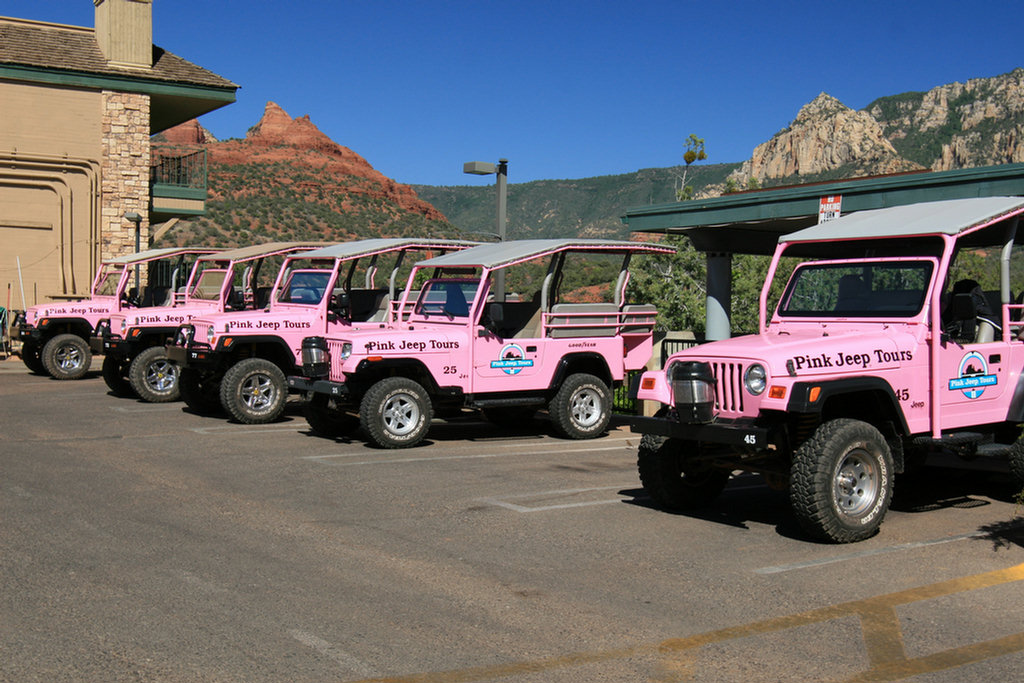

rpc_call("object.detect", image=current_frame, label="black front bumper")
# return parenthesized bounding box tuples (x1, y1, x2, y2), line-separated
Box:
(629, 415, 770, 449)
(287, 375, 350, 398)
(165, 344, 219, 368)
(90, 334, 140, 357)
(14, 324, 40, 343)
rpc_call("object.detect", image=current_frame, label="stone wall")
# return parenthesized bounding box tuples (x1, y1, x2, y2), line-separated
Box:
(100, 90, 150, 261)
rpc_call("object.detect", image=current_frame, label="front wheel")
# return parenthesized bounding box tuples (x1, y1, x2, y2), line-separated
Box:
(548, 373, 611, 439)
(129, 346, 180, 403)
(360, 377, 432, 449)
(41, 333, 91, 380)
(102, 355, 133, 396)
(637, 434, 730, 510)
(179, 367, 223, 416)
(21, 340, 46, 375)
(790, 418, 894, 543)
(220, 358, 287, 424)
(305, 394, 360, 438)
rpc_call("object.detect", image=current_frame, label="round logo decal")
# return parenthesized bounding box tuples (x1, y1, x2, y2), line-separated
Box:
(949, 350, 997, 399)
(490, 343, 534, 375)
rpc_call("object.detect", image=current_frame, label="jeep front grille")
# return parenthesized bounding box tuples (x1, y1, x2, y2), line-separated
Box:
(192, 322, 212, 344)
(710, 361, 744, 414)
(327, 339, 348, 378)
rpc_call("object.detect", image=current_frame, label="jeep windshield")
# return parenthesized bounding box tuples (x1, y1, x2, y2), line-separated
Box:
(778, 259, 934, 318)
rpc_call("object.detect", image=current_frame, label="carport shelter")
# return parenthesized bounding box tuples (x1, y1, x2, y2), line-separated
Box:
(622, 163, 1024, 340)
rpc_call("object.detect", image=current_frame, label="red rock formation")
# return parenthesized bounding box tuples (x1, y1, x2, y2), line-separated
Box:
(201, 102, 444, 220)
(157, 119, 215, 145)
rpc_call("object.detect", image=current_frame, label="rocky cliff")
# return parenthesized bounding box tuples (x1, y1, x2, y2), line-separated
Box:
(154, 103, 449, 247)
(715, 69, 1024, 195)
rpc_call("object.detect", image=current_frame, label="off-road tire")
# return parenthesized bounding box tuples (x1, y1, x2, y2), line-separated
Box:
(20, 340, 46, 375)
(129, 346, 181, 403)
(102, 355, 134, 396)
(790, 418, 894, 544)
(305, 393, 360, 438)
(179, 367, 223, 416)
(548, 373, 611, 439)
(637, 433, 731, 510)
(220, 358, 287, 424)
(360, 377, 433, 449)
(1008, 432, 1024, 484)
(41, 333, 91, 380)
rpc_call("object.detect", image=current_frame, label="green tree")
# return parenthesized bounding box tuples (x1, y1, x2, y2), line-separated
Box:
(674, 134, 708, 201)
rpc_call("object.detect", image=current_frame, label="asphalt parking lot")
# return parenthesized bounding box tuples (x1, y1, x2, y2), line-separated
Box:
(4, 358, 1024, 682)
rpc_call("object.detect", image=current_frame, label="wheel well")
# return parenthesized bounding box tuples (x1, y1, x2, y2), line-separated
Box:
(819, 389, 903, 429)
(43, 320, 92, 341)
(229, 340, 295, 373)
(349, 359, 439, 398)
(550, 353, 612, 392)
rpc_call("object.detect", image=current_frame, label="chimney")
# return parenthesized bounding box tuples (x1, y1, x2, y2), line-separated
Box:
(94, 0, 153, 69)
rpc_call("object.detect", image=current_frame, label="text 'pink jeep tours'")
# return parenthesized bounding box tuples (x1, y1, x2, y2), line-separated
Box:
(93, 242, 326, 402)
(631, 197, 1024, 543)
(164, 238, 477, 424)
(289, 238, 675, 449)
(13, 247, 219, 380)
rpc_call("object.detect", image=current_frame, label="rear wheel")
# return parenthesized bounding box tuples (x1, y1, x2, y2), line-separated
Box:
(129, 346, 180, 403)
(21, 340, 46, 375)
(305, 394, 360, 438)
(637, 433, 730, 510)
(360, 377, 432, 449)
(790, 418, 894, 543)
(548, 373, 611, 439)
(102, 355, 134, 396)
(179, 367, 223, 416)
(220, 358, 287, 424)
(42, 333, 91, 380)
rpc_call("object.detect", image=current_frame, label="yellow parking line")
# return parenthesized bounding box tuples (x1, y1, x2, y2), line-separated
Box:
(342, 563, 1024, 683)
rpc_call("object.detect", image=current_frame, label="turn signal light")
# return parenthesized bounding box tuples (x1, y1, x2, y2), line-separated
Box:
(808, 386, 822, 403)
(641, 377, 656, 390)
(768, 386, 786, 399)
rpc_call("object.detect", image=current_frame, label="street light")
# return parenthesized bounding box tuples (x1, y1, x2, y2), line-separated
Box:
(463, 158, 508, 301)
(124, 211, 142, 292)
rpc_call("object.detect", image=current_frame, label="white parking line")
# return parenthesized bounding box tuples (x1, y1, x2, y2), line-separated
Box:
(288, 629, 375, 676)
(478, 484, 636, 512)
(753, 529, 1002, 575)
(302, 444, 631, 466)
(188, 424, 304, 435)
(111, 404, 183, 413)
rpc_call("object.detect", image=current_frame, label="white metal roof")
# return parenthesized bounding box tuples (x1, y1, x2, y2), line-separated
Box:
(291, 238, 479, 261)
(196, 242, 331, 262)
(104, 247, 222, 264)
(415, 239, 676, 270)
(779, 196, 1024, 244)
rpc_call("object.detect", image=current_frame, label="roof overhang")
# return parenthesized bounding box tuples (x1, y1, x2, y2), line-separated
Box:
(623, 164, 1024, 255)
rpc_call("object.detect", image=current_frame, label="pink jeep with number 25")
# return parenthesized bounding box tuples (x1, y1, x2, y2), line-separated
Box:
(289, 239, 675, 449)
(631, 197, 1024, 543)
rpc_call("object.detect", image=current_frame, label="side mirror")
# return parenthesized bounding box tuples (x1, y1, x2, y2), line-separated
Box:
(489, 302, 505, 325)
(331, 291, 350, 315)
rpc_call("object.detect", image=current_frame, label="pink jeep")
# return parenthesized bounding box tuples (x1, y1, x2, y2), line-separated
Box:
(165, 238, 477, 424)
(630, 197, 1024, 543)
(289, 239, 675, 448)
(11, 247, 219, 380)
(93, 242, 326, 402)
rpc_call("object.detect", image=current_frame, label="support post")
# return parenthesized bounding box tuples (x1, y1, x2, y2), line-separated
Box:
(705, 252, 732, 341)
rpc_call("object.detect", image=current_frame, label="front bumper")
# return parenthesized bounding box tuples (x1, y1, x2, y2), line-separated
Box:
(90, 334, 140, 357)
(165, 343, 218, 368)
(287, 375, 350, 398)
(14, 324, 40, 343)
(629, 415, 770, 449)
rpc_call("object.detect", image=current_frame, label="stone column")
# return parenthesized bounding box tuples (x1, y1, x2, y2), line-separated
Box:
(99, 90, 150, 261)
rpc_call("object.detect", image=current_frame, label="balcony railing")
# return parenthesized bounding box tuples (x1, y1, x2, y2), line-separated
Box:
(150, 145, 207, 219)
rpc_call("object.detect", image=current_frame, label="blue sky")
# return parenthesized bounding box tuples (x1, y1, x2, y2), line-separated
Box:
(5, 1, 1021, 187)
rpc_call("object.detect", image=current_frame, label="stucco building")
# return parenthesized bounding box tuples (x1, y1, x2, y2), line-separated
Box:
(0, 0, 237, 306)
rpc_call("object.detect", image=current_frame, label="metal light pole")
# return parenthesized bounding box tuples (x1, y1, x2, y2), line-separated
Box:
(124, 211, 142, 292)
(463, 158, 508, 301)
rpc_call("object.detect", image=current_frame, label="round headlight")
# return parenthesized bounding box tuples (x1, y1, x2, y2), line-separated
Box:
(744, 363, 767, 395)
(119, 318, 127, 335)
(206, 326, 215, 342)
(340, 342, 352, 360)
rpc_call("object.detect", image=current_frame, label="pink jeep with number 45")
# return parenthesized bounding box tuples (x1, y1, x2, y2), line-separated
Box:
(630, 197, 1024, 543)
(289, 238, 675, 449)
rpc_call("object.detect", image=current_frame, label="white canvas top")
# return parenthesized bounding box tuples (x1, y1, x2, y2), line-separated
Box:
(291, 238, 479, 261)
(196, 242, 330, 262)
(416, 239, 676, 270)
(104, 247, 221, 264)
(779, 197, 1024, 244)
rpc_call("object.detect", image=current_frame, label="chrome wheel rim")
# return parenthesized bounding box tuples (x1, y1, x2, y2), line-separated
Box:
(570, 387, 601, 428)
(145, 358, 178, 393)
(383, 392, 419, 436)
(832, 448, 879, 516)
(241, 373, 277, 412)
(55, 344, 83, 371)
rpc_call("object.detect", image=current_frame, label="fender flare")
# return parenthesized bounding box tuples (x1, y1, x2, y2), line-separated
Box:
(787, 376, 910, 435)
